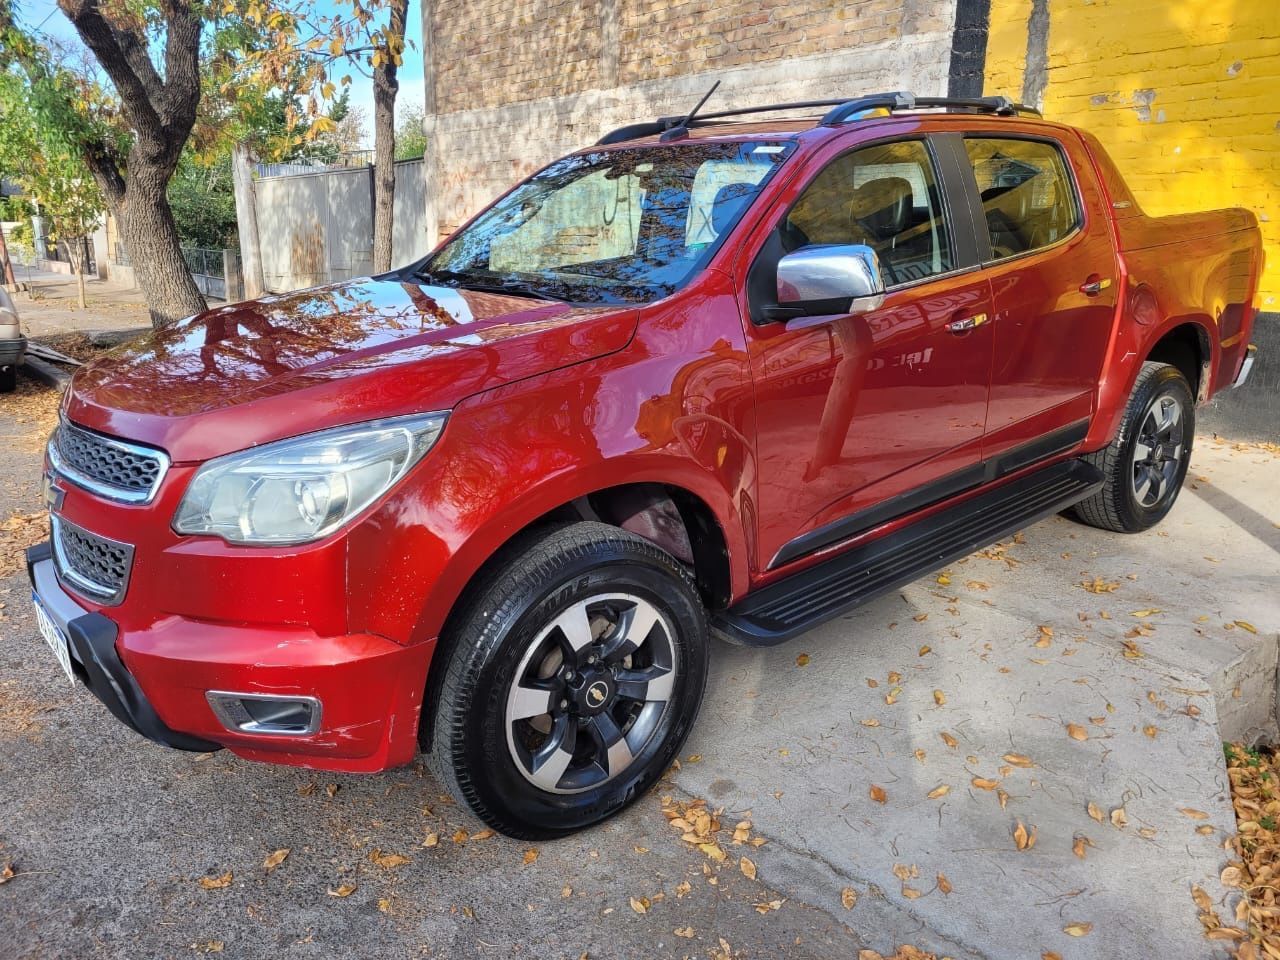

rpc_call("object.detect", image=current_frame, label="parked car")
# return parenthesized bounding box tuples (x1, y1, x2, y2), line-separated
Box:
(27, 92, 1262, 838)
(0, 285, 25, 392)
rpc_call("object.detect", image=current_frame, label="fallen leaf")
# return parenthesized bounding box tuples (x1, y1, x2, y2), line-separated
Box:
(369, 850, 411, 869)
(674, 926, 695, 938)
(377, 897, 391, 913)
(918, 645, 931, 657)
(971, 777, 999, 791)
(937, 873, 952, 895)
(1179, 807, 1210, 820)
(1131, 608, 1162, 618)
(739, 856, 757, 881)
(1110, 807, 1128, 829)
(1066, 723, 1089, 741)
(997, 788, 1009, 809)
(937, 573, 951, 585)
(940, 731, 958, 749)
(1073, 835, 1093, 859)
(1234, 620, 1258, 634)
(1003, 753, 1035, 768)
(1221, 864, 1245, 887)
(1087, 802, 1105, 823)
(795, 653, 810, 667)
(423, 832, 439, 848)
(263, 848, 289, 872)
(913, 613, 929, 622)
(861, 718, 880, 728)
(1013, 820, 1037, 851)
(902, 884, 923, 899)
(522, 848, 539, 866)
(471, 830, 495, 841)
(840, 887, 858, 909)
(870, 784, 887, 804)
(452, 829, 470, 844)
(675, 881, 691, 898)
(630, 896, 649, 914)
(1143, 725, 1159, 738)
(933, 690, 946, 706)
(328, 882, 356, 897)
(1063, 922, 1093, 937)
(927, 784, 951, 800)
(198, 872, 233, 890)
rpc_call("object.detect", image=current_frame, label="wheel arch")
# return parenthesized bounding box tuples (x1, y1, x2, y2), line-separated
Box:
(414, 472, 742, 750)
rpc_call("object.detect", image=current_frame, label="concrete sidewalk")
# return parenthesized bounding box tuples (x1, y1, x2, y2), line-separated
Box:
(7, 264, 151, 337)
(675, 437, 1279, 959)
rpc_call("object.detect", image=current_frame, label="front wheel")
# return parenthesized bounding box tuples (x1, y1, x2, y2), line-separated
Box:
(426, 522, 709, 839)
(1069, 361, 1195, 533)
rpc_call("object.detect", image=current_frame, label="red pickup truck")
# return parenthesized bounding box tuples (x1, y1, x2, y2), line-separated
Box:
(27, 92, 1261, 838)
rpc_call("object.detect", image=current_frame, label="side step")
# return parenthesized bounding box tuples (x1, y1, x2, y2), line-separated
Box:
(714, 458, 1104, 646)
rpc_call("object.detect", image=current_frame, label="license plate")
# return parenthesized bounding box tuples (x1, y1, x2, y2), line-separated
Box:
(32, 592, 76, 685)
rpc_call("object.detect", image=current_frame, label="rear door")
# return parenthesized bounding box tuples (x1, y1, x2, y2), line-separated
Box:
(738, 134, 994, 570)
(957, 130, 1120, 458)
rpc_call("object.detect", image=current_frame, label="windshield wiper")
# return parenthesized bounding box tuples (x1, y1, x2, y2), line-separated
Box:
(416, 269, 571, 303)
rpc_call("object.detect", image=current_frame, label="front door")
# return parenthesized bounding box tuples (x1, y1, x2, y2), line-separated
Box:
(742, 137, 994, 570)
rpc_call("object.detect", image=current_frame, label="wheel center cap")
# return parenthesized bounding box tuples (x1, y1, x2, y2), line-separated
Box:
(570, 672, 615, 715)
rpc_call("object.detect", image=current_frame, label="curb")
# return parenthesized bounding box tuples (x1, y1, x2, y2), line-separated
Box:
(20, 356, 72, 390)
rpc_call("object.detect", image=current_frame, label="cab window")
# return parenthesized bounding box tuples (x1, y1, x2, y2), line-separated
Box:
(964, 138, 1081, 260)
(784, 139, 954, 287)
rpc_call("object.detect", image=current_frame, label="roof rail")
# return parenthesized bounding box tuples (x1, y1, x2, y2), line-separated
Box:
(596, 91, 1042, 145)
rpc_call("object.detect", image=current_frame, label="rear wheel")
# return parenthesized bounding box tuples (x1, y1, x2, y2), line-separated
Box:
(0, 364, 15, 394)
(426, 522, 709, 839)
(1070, 361, 1194, 533)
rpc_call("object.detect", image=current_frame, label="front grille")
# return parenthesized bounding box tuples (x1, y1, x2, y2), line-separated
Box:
(51, 515, 134, 605)
(50, 421, 169, 504)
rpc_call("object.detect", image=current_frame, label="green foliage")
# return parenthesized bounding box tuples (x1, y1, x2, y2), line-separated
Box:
(395, 101, 426, 160)
(169, 152, 238, 248)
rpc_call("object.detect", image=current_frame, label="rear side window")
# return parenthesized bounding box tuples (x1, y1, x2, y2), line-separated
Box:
(784, 139, 954, 287)
(964, 138, 1081, 260)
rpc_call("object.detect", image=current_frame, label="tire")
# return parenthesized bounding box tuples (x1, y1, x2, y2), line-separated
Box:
(0, 364, 15, 394)
(426, 521, 709, 839)
(1069, 361, 1195, 533)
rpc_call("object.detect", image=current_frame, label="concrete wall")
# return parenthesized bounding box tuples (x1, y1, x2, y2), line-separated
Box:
(421, 0, 960, 242)
(254, 159, 429, 293)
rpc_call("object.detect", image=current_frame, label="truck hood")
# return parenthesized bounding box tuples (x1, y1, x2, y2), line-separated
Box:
(65, 277, 637, 462)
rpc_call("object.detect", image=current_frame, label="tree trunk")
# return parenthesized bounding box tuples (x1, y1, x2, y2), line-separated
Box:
(67, 240, 87, 309)
(370, 0, 409, 273)
(232, 142, 265, 299)
(0, 227, 15, 288)
(117, 177, 206, 327)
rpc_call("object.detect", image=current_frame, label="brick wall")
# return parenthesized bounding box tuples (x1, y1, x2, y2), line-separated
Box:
(985, 0, 1280, 308)
(422, 0, 959, 241)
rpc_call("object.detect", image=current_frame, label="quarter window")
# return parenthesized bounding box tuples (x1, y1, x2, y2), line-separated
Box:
(784, 140, 954, 287)
(964, 138, 1081, 260)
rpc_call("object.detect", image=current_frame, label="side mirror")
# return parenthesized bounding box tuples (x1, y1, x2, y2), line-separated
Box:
(769, 244, 885, 321)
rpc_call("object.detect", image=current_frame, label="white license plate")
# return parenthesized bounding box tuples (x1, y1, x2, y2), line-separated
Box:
(32, 592, 76, 685)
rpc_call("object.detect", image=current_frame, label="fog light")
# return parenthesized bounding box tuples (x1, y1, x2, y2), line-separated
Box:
(206, 691, 322, 736)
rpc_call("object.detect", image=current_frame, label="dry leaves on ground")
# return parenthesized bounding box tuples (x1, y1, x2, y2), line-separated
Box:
(857, 948, 955, 960)
(1215, 743, 1280, 957)
(1, 512, 47, 579)
(660, 795, 764, 866)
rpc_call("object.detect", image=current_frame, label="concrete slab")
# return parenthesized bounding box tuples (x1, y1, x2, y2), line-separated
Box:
(673, 437, 1279, 959)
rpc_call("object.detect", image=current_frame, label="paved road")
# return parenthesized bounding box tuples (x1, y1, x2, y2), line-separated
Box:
(2, 378, 1276, 960)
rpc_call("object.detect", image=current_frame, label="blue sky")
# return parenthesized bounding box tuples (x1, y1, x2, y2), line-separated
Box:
(15, 0, 426, 148)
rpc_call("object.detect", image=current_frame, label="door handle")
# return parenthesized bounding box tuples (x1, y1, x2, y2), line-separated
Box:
(947, 312, 989, 334)
(1079, 277, 1113, 296)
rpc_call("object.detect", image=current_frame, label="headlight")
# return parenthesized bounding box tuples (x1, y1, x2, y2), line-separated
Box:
(173, 412, 448, 545)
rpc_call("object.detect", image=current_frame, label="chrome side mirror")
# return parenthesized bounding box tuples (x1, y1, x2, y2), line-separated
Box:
(775, 244, 885, 317)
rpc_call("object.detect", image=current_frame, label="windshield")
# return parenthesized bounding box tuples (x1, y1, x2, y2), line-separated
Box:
(418, 140, 797, 304)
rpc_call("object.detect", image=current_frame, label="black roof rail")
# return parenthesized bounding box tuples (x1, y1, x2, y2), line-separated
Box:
(596, 90, 1042, 145)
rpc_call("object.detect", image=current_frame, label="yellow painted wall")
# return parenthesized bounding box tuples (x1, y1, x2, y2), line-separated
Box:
(986, 0, 1280, 308)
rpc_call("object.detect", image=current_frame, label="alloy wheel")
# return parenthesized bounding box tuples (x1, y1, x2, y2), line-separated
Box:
(504, 593, 677, 794)
(1130, 393, 1186, 508)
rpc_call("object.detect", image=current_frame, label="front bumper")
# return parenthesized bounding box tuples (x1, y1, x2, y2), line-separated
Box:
(26, 540, 434, 772)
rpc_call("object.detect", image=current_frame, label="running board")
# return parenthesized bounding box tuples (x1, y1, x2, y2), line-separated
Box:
(714, 458, 1104, 646)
